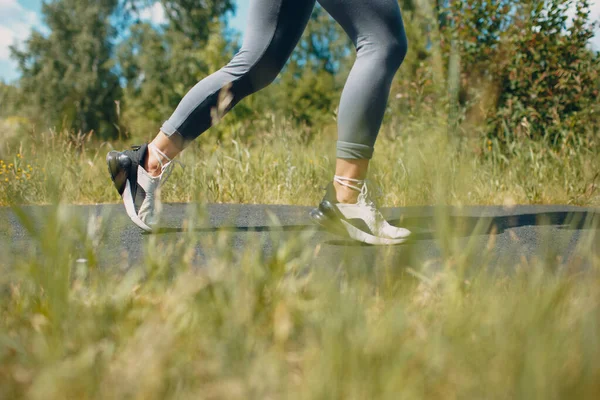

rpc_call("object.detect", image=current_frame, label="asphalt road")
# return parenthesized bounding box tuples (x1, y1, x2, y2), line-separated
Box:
(1, 204, 599, 272)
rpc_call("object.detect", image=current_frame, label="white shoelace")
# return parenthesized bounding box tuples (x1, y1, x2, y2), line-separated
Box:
(148, 143, 184, 186)
(334, 175, 365, 193)
(334, 175, 377, 207)
(334, 175, 384, 225)
(334, 175, 379, 204)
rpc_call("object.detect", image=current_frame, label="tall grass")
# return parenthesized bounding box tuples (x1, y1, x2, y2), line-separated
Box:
(1, 198, 599, 399)
(0, 115, 598, 207)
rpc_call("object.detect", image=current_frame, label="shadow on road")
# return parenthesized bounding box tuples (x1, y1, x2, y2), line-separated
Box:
(150, 225, 319, 234)
(324, 211, 598, 247)
(149, 211, 598, 247)
(390, 210, 598, 235)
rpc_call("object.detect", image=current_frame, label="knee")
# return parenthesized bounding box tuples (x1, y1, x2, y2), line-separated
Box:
(222, 50, 284, 92)
(382, 33, 408, 70)
(358, 32, 408, 71)
(248, 61, 282, 92)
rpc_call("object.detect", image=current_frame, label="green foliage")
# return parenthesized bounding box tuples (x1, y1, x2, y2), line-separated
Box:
(118, 1, 236, 137)
(492, 0, 600, 145)
(441, 0, 515, 66)
(0, 83, 20, 118)
(6, 0, 600, 146)
(11, 0, 122, 139)
(158, 0, 235, 42)
(440, 0, 600, 145)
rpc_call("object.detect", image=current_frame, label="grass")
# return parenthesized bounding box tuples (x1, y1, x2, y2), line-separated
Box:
(0, 199, 599, 399)
(0, 115, 598, 207)
(1, 116, 599, 398)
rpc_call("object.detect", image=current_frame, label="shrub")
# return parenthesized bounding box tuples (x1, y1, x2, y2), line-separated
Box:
(440, 0, 600, 146)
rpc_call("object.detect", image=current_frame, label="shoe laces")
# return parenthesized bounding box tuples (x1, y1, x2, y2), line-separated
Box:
(334, 175, 382, 213)
(148, 143, 185, 186)
(334, 176, 386, 232)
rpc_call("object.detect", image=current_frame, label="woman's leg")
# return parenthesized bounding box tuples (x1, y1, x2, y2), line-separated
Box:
(145, 0, 317, 175)
(318, 0, 408, 202)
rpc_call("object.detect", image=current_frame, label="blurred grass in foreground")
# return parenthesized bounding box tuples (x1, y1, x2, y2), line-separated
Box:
(0, 200, 599, 399)
(0, 114, 598, 207)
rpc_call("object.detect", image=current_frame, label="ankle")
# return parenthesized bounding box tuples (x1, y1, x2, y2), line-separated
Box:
(144, 153, 162, 177)
(334, 181, 359, 204)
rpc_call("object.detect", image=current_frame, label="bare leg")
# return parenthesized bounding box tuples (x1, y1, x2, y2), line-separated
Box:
(144, 132, 184, 177)
(334, 158, 369, 203)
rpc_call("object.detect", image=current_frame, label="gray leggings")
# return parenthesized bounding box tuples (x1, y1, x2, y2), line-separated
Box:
(161, 0, 407, 160)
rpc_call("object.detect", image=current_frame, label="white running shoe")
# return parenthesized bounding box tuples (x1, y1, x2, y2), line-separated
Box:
(310, 176, 411, 245)
(106, 143, 179, 232)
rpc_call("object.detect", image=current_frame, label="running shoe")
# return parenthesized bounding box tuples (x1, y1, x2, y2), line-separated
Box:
(106, 143, 177, 232)
(310, 176, 411, 245)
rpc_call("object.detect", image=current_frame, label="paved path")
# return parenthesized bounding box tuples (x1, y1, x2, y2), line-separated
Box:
(1, 204, 598, 272)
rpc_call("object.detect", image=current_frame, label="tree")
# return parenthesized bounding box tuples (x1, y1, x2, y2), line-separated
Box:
(117, 0, 236, 136)
(398, 0, 600, 145)
(490, 0, 600, 144)
(0, 83, 20, 118)
(159, 0, 234, 43)
(438, 0, 600, 144)
(11, 0, 122, 138)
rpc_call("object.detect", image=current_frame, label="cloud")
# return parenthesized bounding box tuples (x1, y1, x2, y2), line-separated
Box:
(0, 0, 40, 61)
(139, 2, 167, 25)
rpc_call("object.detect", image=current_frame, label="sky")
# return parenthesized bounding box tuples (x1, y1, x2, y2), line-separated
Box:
(0, 0, 250, 82)
(0, 0, 598, 83)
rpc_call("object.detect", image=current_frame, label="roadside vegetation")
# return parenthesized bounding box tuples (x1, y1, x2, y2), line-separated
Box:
(0, 119, 599, 207)
(1, 0, 598, 207)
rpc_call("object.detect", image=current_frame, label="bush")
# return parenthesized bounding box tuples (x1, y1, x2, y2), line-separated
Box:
(440, 0, 600, 146)
(492, 0, 600, 146)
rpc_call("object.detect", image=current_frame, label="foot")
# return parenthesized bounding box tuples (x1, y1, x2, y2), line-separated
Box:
(106, 144, 176, 232)
(310, 177, 411, 245)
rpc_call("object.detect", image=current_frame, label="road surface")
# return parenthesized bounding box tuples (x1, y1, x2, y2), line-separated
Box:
(1, 204, 598, 273)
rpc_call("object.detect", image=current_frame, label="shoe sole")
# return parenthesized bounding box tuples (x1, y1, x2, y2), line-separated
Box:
(106, 152, 153, 233)
(310, 207, 409, 246)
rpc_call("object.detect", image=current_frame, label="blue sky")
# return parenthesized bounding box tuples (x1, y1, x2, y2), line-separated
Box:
(1, 0, 599, 83)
